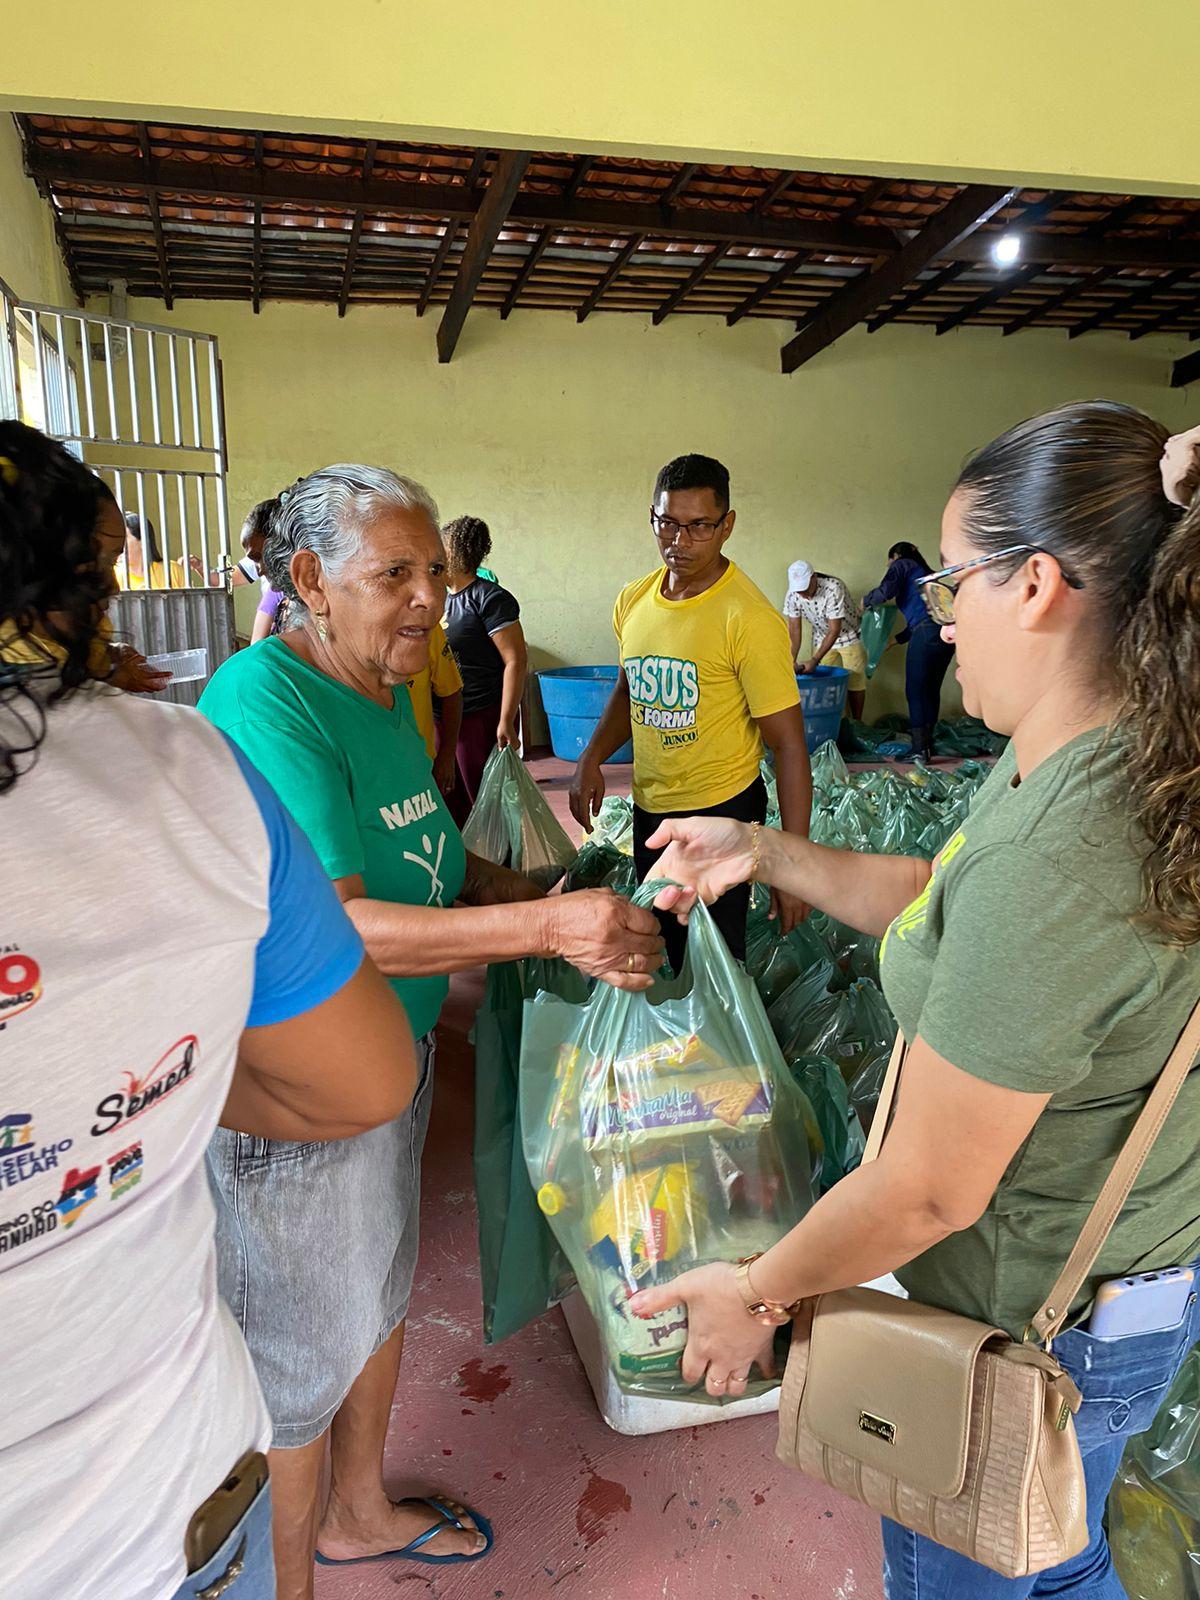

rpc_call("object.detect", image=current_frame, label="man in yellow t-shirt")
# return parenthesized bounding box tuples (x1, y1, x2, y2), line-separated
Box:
(404, 622, 463, 795)
(569, 453, 811, 967)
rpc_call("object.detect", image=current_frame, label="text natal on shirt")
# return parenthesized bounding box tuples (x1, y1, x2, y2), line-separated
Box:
(199, 635, 467, 1041)
(613, 560, 800, 814)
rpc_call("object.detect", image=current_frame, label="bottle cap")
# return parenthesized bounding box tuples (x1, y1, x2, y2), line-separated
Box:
(537, 1182, 567, 1215)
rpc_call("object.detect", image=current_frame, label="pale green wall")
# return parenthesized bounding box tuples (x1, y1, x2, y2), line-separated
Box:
(0, 115, 71, 304)
(124, 294, 1197, 727)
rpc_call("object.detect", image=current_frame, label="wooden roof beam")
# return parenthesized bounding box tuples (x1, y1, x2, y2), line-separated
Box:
(662, 163, 698, 205)
(1129, 273, 1200, 338)
(933, 261, 1046, 335)
(728, 180, 892, 328)
(576, 234, 644, 322)
(652, 241, 731, 324)
(24, 148, 896, 259)
(137, 124, 173, 309)
(866, 263, 968, 331)
(1068, 265, 1190, 339)
(563, 156, 595, 201)
(415, 222, 458, 317)
(780, 185, 1016, 374)
(337, 139, 377, 317)
(500, 227, 552, 319)
(889, 188, 1068, 336)
(1171, 348, 1200, 387)
(1001, 267, 1107, 334)
(437, 149, 532, 363)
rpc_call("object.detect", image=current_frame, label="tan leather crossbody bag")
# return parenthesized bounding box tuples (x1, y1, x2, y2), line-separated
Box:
(777, 1001, 1200, 1579)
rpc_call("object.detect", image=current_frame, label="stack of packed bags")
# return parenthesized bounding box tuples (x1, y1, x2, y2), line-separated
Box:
(841, 714, 1008, 761)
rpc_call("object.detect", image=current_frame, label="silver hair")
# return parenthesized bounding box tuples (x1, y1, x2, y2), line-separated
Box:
(263, 463, 440, 628)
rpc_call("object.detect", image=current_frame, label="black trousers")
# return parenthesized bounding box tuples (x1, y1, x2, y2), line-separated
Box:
(905, 621, 955, 732)
(633, 774, 768, 973)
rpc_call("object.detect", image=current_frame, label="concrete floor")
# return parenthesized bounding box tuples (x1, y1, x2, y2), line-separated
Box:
(313, 757, 884, 1600)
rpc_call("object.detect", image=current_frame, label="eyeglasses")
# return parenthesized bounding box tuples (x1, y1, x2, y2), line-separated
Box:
(650, 511, 728, 542)
(918, 543, 1085, 625)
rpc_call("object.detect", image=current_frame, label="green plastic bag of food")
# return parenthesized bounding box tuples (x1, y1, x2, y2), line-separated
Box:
(590, 794, 635, 855)
(564, 839, 638, 897)
(791, 1055, 867, 1193)
(811, 739, 850, 793)
(1108, 1346, 1200, 1598)
(474, 958, 583, 1343)
(520, 886, 814, 1400)
(860, 603, 898, 679)
(463, 745, 577, 889)
(767, 961, 840, 1062)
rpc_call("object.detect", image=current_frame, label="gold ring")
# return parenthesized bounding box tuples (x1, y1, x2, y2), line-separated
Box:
(627, 952, 636, 972)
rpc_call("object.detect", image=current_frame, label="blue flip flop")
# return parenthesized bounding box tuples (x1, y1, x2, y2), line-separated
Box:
(314, 1497, 495, 1568)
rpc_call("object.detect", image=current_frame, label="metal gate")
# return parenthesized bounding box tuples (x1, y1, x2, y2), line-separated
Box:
(1, 281, 236, 706)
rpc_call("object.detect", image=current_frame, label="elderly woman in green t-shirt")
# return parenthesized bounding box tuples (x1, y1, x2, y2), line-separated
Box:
(636, 402, 1200, 1600)
(199, 464, 664, 1600)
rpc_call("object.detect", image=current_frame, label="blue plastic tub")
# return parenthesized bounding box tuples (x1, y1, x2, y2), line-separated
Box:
(796, 665, 850, 752)
(538, 666, 634, 764)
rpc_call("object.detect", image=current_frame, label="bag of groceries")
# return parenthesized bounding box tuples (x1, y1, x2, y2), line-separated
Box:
(520, 885, 814, 1400)
(462, 745, 577, 889)
(474, 958, 583, 1343)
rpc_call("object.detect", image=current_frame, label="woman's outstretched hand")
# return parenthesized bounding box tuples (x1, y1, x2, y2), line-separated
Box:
(645, 817, 756, 923)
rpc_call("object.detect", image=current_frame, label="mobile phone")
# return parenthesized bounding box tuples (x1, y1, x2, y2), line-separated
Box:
(1086, 1266, 1195, 1338)
(184, 1450, 269, 1574)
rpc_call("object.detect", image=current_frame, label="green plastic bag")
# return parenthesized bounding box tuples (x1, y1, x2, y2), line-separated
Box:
(474, 958, 583, 1343)
(1110, 1347, 1200, 1597)
(792, 1055, 867, 1193)
(811, 739, 850, 792)
(860, 603, 898, 679)
(520, 887, 814, 1400)
(590, 794, 635, 855)
(462, 745, 577, 889)
(563, 839, 638, 897)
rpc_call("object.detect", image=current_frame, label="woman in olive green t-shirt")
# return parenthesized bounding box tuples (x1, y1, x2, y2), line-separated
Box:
(636, 402, 1200, 1600)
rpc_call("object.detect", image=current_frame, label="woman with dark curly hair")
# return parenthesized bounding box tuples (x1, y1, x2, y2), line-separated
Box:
(0, 422, 416, 1600)
(440, 514, 527, 823)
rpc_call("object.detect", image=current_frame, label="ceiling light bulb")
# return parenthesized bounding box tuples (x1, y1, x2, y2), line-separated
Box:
(992, 233, 1021, 266)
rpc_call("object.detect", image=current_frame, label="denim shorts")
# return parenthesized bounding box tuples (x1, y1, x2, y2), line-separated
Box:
(206, 1032, 435, 1447)
(167, 1481, 274, 1600)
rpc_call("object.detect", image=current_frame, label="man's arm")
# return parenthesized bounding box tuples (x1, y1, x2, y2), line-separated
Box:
(569, 669, 633, 830)
(786, 615, 802, 664)
(799, 616, 841, 675)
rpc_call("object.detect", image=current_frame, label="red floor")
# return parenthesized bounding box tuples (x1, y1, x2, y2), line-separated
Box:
(313, 758, 884, 1600)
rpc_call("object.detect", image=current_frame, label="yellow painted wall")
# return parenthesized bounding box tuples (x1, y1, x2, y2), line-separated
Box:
(3, 2, 1199, 194)
(121, 293, 1197, 729)
(0, 115, 71, 304)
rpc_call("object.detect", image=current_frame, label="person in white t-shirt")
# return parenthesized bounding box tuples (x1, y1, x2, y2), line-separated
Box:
(783, 558, 868, 719)
(0, 421, 418, 1600)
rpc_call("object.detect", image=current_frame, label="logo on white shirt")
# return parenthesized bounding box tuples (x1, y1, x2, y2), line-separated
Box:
(91, 1036, 198, 1137)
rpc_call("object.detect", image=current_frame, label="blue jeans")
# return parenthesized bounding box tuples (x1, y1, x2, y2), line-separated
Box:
(904, 621, 954, 732)
(881, 1287, 1200, 1598)
(168, 1481, 275, 1600)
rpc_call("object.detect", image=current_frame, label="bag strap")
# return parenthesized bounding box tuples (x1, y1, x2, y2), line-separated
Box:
(862, 1030, 907, 1165)
(860, 1003, 1200, 1345)
(1030, 997, 1200, 1343)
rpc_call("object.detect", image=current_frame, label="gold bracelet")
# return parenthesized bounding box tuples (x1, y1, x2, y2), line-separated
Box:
(749, 821, 762, 883)
(734, 1253, 803, 1323)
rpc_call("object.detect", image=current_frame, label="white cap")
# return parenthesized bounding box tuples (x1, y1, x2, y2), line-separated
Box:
(788, 560, 814, 592)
